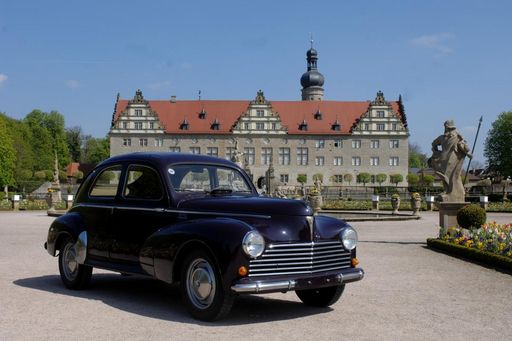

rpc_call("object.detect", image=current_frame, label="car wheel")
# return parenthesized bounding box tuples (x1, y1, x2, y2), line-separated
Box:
(180, 250, 234, 321)
(58, 236, 92, 289)
(295, 284, 345, 307)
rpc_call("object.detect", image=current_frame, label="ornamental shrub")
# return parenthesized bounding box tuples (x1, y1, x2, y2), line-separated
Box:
(457, 204, 487, 229)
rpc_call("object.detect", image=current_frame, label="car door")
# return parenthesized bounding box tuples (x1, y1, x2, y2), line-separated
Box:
(110, 163, 171, 266)
(81, 164, 123, 261)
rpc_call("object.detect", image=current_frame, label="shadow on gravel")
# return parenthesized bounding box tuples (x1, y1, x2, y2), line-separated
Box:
(13, 274, 331, 325)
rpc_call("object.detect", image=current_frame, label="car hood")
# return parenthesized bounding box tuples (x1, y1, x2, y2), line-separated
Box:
(177, 195, 313, 217)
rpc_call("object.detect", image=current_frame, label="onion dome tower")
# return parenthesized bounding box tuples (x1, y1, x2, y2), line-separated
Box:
(300, 39, 325, 101)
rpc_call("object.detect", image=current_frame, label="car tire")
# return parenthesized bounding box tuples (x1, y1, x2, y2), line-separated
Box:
(180, 250, 235, 321)
(58, 236, 92, 289)
(295, 284, 345, 307)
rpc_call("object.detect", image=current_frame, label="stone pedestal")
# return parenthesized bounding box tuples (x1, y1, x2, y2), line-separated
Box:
(308, 194, 323, 213)
(12, 195, 20, 211)
(411, 199, 421, 216)
(438, 202, 469, 229)
(426, 196, 435, 211)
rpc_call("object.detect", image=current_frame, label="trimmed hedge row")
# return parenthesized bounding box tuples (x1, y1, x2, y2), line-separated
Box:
(427, 238, 512, 271)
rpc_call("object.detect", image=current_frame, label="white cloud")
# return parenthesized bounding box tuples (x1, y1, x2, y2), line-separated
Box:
(0, 73, 8, 86)
(411, 33, 454, 55)
(66, 80, 80, 89)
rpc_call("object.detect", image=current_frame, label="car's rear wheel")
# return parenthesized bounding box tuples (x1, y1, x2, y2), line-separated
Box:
(295, 284, 345, 307)
(58, 236, 92, 289)
(180, 250, 234, 321)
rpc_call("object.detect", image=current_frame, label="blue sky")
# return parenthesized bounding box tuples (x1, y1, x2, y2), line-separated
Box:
(1, 0, 511, 165)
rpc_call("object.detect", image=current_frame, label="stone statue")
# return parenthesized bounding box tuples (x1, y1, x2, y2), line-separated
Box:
(53, 151, 60, 185)
(314, 177, 322, 193)
(231, 139, 244, 168)
(428, 120, 472, 202)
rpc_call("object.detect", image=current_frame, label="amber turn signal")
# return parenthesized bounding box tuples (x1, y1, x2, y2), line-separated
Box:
(351, 258, 359, 267)
(238, 266, 248, 277)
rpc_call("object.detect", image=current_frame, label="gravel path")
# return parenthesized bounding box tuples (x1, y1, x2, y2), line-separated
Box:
(1, 211, 511, 340)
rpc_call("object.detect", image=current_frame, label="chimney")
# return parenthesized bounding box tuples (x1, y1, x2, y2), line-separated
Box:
(170, 95, 176, 103)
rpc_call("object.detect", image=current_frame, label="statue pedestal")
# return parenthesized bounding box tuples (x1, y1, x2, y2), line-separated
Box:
(438, 202, 468, 228)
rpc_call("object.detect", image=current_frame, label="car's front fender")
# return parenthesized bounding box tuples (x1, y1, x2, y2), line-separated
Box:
(142, 217, 254, 287)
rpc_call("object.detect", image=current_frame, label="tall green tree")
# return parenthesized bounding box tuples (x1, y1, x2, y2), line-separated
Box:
(66, 126, 83, 162)
(409, 143, 428, 168)
(81, 136, 110, 164)
(0, 119, 16, 190)
(0, 114, 35, 181)
(484, 111, 512, 177)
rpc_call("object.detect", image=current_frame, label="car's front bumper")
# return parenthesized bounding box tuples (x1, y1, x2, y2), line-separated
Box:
(231, 267, 364, 294)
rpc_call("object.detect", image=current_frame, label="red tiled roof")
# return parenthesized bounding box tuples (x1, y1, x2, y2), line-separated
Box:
(113, 99, 402, 135)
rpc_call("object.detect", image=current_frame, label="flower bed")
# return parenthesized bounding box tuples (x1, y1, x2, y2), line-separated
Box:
(486, 202, 512, 212)
(428, 222, 512, 270)
(322, 199, 428, 211)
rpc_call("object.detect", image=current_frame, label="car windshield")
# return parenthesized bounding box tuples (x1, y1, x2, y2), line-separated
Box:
(168, 164, 253, 194)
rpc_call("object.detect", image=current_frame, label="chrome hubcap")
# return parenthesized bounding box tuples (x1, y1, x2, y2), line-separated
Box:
(186, 258, 216, 309)
(62, 243, 78, 280)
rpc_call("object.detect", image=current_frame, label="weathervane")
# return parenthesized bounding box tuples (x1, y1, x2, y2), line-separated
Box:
(310, 33, 314, 48)
(198, 90, 201, 101)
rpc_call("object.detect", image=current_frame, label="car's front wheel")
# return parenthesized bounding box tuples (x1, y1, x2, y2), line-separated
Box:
(295, 284, 345, 307)
(58, 236, 92, 289)
(180, 250, 234, 321)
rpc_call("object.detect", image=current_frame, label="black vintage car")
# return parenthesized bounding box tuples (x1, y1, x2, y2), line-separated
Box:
(45, 152, 364, 321)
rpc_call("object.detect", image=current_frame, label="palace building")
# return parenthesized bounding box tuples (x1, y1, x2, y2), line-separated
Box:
(109, 46, 409, 186)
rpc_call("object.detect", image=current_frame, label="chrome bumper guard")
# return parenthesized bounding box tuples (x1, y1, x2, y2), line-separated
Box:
(231, 267, 364, 294)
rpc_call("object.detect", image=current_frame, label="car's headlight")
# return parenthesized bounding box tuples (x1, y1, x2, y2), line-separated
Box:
(242, 231, 265, 258)
(341, 227, 358, 251)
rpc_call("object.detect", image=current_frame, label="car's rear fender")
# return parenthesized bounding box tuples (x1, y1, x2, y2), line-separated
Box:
(46, 212, 86, 256)
(142, 217, 253, 288)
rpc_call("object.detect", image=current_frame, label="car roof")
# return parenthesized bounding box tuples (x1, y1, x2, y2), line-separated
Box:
(97, 152, 239, 169)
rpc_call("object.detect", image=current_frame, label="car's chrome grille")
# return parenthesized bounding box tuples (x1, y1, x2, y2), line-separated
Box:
(248, 241, 351, 277)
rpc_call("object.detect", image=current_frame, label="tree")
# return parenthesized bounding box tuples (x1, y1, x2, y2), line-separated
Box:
(297, 174, 307, 184)
(375, 173, 387, 186)
(407, 173, 420, 186)
(343, 174, 353, 185)
(389, 174, 404, 187)
(81, 136, 110, 164)
(423, 175, 435, 187)
(356, 172, 371, 187)
(66, 126, 83, 162)
(485, 111, 512, 177)
(0, 119, 16, 191)
(409, 143, 428, 168)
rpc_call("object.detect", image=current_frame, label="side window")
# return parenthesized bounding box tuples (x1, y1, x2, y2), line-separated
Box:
(89, 166, 122, 197)
(123, 165, 163, 200)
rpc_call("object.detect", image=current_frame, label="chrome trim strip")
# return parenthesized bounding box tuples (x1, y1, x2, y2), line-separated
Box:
(73, 203, 271, 219)
(306, 216, 314, 241)
(267, 241, 340, 248)
(231, 280, 296, 293)
(75, 231, 87, 264)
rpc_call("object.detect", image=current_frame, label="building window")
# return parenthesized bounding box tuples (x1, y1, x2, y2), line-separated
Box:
(376, 123, 385, 131)
(389, 157, 399, 166)
(315, 139, 325, 149)
(206, 147, 218, 156)
(190, 147, 201, 154)
(149, 122, 154, 129)
(315, 156, 325, 166)
(299, 120, 308, 131)
(139, 138, 148, 147)
(122, 122, 128, 129)
(244, 122, 250, 130)
(134, 109, 143, 117)
(279, 148, 290, 165)
(352, 156, 361, 166)
(226, 147, 236, 161)
(333, 175, 343, 183)
(376, 110, 385, 118)
(122, 138, 131, 147)
(370, 157, 380, 166)
(244, 147, 255, 165)
(297, 147, 308, 166)
(392, 123, 398, 130)
(211, 119, 220, 130)
(261, 147, 273, 165)
(169, 147, 180, 153)
(280, 174, 289, 184)
(333, 157, 343, 166)
(334, 139, 343, 148)
(352, 140, 361, 149)
(256, 122, 265, 130)
(370, 140, 380, 149)
(134, 122, 143, 130)
(363, 123, 369, 130)
(154, 138, 163, 147)
(256, 109, 264, 117)
(389, 140, 399, 148)
(272, 122, 277, 130)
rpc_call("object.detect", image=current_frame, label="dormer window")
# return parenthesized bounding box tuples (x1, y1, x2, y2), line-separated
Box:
(211, 119, 220, 130)
(256, 109, 264, 117)
(198, 109, 207, 119)
(299, 120, 308, 131)
(331, 120, 341, 131)
(180, 119, 189, 130)
(314, 109, 322, 120)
